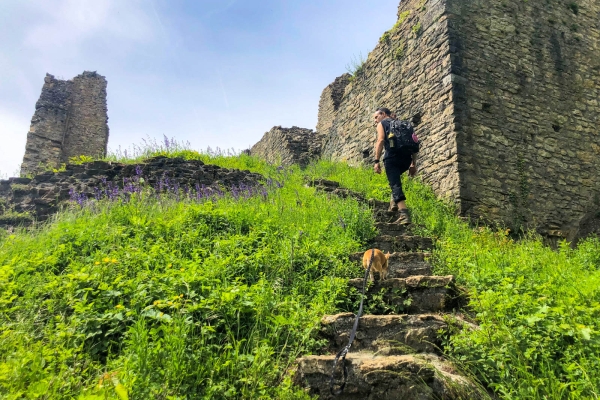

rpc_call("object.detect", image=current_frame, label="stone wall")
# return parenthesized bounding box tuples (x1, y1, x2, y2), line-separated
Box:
(446, 0, 600, 240)
(62, 72, 109, 161)
(316, 73, 351, 135)
(315, 0, 600, 239)
(320, 0, 461, 202)
(0, 157, 263, 229)
(21, 72, 109, 176)
(250, 126, 322, 167)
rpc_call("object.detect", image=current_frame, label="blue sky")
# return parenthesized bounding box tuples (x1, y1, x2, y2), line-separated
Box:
(0, 0, 399, 177)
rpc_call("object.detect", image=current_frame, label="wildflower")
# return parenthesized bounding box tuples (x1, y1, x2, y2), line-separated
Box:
(167, 301, 173, 305)
(153, 300, 160, 305)
(111, 259, 117, 263)
(115, 304, 123, 309)
(159, 312, 164, 317)
(180, 268, 184, 272)
(180, 294, 184, 298)
(103, 257, 110, 263)
(94, 262, 100, 265)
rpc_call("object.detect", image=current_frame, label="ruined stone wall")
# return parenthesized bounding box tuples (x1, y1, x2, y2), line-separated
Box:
(21, 75, 72, 176)
(62, 72, 109, 162)
(316, 73, 351, 135)
(0, 157, 263, 228)
(446, 0, 600, 239)
(250, 126, 322, 167)
(21, 72, 109, 176)
(316, 0, 600, 238)
(320, 0, 462, 201)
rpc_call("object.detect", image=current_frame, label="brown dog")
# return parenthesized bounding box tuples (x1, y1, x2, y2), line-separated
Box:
(362, 249, 390, 281)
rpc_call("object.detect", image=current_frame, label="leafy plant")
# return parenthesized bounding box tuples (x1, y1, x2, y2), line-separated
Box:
(394, 44, 405, 60)
(412, 22, 422, 36)
(379, 30, 391, 44)
(345, 53, 367, 82)
(568, 2, 579, 14)
(68, 155, 95, 165)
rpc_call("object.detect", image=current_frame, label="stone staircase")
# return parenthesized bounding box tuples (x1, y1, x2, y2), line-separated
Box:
(292, 180, 482, 399)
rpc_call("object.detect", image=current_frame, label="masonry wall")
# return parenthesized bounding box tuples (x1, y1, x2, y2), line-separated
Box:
(447, 0, 600, 239)
(21, 72, 109, 176)
(20, 75, 72, 176)
(250, 126, 322, 167)
(316, 0, 600, 239)
(319, 0, 462, 202)
(62, 72, 109, 162)
(1, 157, 263, 229)
(316, 74, 351, 136)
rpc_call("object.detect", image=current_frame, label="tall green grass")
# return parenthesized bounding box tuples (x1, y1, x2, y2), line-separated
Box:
(0, 159, 375, 399)
(402, 178, 600, 399)
(1, 144, 599, 399)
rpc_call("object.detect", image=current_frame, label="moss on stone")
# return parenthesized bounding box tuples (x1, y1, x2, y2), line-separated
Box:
(0, 211, 34, 226)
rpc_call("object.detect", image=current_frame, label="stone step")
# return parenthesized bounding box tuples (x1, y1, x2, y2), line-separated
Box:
(319, 313, 446, 355)
(293, 352, 477, 400)
(347, 276, 456, 314)
(369, 234, 433, 253)
(350, 251, 432, 278)
(367, 199, 408, 224)
(374, 222, 413, 236)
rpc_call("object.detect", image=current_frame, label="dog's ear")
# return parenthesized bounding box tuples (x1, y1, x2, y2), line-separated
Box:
(385, 251, 390, 259)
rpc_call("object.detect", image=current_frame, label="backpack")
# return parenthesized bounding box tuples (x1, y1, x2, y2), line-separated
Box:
(384, 119, 420, 155)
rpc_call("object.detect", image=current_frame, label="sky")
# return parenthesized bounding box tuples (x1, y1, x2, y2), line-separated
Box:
(0, 0, 399, 177)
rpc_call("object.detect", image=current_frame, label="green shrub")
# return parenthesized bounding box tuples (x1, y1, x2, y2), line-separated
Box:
(379, 30, 391, 44)
(345, 53, 367, 82)
(412, 22, 422, 36)
(568, 2, 579, 14)
(394, 44, 405, 60)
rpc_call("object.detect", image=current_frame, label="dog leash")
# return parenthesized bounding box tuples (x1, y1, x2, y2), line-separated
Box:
(329, 248, 375, 396)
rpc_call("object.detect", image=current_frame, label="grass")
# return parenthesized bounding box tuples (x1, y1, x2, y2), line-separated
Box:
(2, 140, 600, 399)
(344, 53, 367, 82)
(0, 151, 376, 399)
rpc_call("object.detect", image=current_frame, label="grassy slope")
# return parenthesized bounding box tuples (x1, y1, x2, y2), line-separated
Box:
(1, 147, 600, 399)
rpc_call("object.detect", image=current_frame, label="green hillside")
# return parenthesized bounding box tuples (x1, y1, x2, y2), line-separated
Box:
(1, 147, 600, 399)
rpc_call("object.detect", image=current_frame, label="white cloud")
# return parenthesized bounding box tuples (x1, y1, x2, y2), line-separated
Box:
(0, 110, 29, 178)
(23, 0, 155, 53)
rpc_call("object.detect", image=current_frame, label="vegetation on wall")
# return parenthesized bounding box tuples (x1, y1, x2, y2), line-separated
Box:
(344, 53, 367, 82)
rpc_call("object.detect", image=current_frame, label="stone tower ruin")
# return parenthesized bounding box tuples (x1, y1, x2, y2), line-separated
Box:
(21, 71, 109, 176)
(250, 0, 600, 240)
(316, 0, 600, 240)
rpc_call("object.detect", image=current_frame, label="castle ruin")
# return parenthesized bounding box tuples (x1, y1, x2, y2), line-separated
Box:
(250, 126, 322, 167)
(21, 71, 109, 176)
(251, 0, 600, 240)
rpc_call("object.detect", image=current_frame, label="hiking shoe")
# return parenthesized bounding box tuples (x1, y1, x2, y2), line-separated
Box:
(388, 199, 398, 212)
(393, 209, 411, 225)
